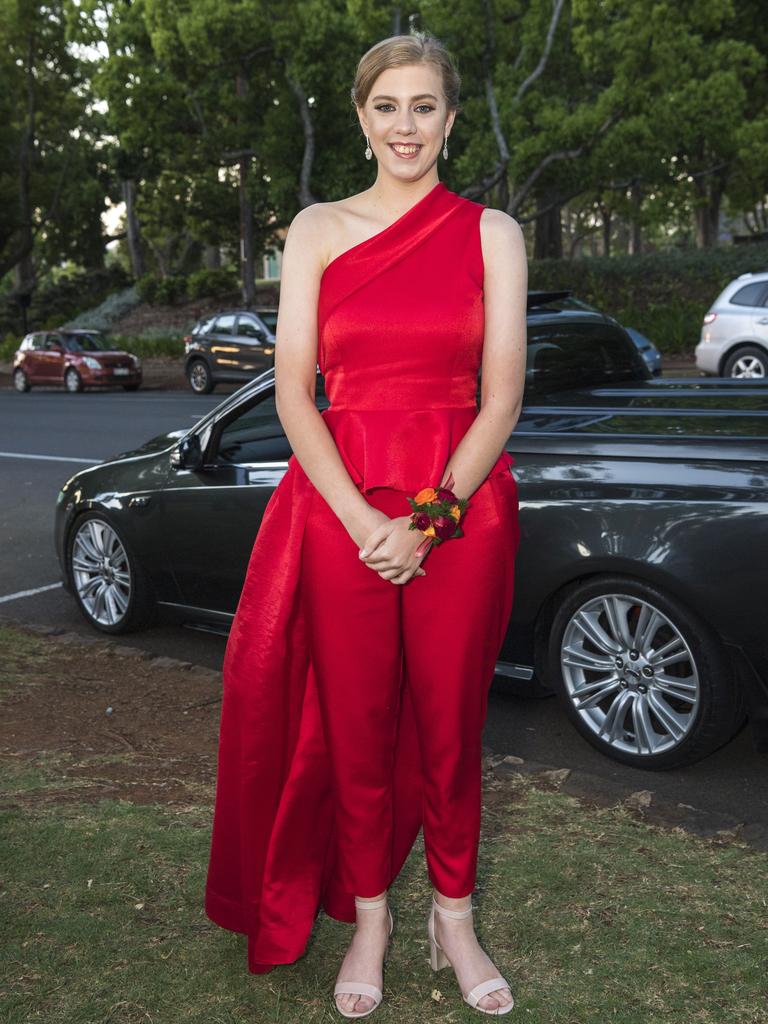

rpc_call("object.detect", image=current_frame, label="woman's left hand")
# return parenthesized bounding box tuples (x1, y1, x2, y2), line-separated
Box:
(358, 515, 432, 584)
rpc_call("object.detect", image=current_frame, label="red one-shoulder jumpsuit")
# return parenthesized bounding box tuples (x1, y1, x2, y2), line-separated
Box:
(204, 180, 521, 973)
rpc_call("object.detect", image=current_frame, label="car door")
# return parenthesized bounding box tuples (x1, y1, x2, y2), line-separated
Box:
(208, 313, 238, 375)
(750, 282, 768, 349)
(161, 379, 329, 613)
(22, 334, 46, 380)
(233, 314, 274, 376)
(40, 334, 66, 381)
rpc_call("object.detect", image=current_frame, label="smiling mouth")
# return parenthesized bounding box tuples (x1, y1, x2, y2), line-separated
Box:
(389, 143, 422, 155)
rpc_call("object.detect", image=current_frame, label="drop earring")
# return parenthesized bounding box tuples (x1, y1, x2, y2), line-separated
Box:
(442, 135, 449, 160)
(364, 134, 372, 160)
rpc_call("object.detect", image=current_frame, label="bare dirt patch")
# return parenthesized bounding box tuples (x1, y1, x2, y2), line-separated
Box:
(0, 624, 523, 823)
(0, 625, 223, 808)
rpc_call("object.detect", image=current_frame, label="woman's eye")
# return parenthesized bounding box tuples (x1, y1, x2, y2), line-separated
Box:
(374, 104, 435, 113)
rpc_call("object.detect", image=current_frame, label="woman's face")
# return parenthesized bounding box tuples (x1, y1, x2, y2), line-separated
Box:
(357, 63, 455, 179)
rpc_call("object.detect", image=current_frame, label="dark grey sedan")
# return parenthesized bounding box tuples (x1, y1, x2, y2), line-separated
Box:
(54, 297, 768, 771)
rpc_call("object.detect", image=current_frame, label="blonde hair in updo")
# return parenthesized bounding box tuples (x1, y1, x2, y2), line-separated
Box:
(350, 32, 462, 114)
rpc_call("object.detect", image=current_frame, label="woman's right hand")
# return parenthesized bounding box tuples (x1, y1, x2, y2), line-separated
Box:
(353, 512, 429, 584)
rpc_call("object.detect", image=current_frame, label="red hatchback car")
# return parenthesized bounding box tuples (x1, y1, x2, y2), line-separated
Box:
(12, 329, 142, 392)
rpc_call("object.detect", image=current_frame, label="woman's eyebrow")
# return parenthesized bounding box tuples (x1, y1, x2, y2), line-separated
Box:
(371, 93, 438, 102)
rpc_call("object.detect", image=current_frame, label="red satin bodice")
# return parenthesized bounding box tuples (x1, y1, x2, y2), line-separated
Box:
(292, 180, 514, 492)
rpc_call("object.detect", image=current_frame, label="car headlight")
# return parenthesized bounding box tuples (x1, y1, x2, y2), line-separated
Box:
(83, 356, 102, 370)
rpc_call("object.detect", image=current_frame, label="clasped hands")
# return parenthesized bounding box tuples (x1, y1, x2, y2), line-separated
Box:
(356, 512, 431, 585)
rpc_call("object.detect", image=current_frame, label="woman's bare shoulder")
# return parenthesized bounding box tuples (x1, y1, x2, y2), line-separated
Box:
(288, 193, 369, 271)
(479, 207, 524, 249)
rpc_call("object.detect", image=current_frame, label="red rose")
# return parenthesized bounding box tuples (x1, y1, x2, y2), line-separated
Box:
(433, 515, 458, 540)
(436, 487, 457, 503)
(414, 512, 431, 531)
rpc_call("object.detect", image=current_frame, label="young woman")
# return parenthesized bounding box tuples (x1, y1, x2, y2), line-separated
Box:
(205, 32, 527, 1019)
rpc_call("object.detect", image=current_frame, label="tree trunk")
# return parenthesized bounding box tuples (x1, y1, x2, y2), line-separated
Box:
(533, 189, 563, 259)
(600, 205, 612, 257)
(694, 179, 725, 248)
(628, 182, 643, 255)
(121, 178, 145, 279)
(204, 244, 221, 269)
(236, 72, 255, 307)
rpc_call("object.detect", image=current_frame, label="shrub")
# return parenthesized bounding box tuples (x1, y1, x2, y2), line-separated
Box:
(136, 274, 160, 304)
(63, 287, 142, 331)
(186, 267, 239, 299)
(154, 276, 188, 305)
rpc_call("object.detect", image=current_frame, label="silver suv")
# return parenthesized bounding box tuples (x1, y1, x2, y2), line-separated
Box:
(695, 271, 768, 378)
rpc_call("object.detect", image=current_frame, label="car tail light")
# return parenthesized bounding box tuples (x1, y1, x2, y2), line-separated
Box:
(703, 312, 717, 325)
(183, 335, 192, 344)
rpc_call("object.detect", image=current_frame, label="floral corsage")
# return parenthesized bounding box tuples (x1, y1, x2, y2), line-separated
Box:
(407, 472, 469, 555)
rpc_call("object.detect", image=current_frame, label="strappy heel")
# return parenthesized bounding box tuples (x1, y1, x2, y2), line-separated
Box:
(427, 896, 514, 1015)
(333, 895, 394, 1019)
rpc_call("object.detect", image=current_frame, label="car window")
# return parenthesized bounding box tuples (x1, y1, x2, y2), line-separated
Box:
(193, 316, 217, 335)
(730, 282, 768, 307)
(44, 335, 64, 350)
(216, 378, 329, 464)
(525, 323, 650, 393)
(214, 314, 236, 335)
(236, 316, 264, 340)
(256, 310, 278, 334)
(60, 333, 107, 352)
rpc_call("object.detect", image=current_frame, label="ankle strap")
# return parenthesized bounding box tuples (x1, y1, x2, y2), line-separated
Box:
(354, 896, 388, 910)
(432, 896, 474, 919)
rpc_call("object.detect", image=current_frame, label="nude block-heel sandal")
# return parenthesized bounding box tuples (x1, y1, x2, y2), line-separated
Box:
(333, 895, 394, 1019)
(427, 896, 515, 1015)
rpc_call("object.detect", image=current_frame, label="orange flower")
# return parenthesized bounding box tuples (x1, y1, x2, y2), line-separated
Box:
(449, 504, 461, 521)
(414, 486, 438, 505)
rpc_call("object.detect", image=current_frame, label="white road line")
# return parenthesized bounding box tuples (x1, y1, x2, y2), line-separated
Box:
(0, 451, 101, 464)
(0, 582, 63, 604)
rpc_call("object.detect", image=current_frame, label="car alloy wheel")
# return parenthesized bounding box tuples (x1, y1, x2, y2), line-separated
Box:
(547, 576, 747, 768)
(560, 592, 700, 758)
(730, 354, 766, 378)
(65, 367, 83, 392)
(70, 518, 132, 627)
(13, 368, 31, 392)
(188, 358, 215, 394)
(723, 345, 768, 379)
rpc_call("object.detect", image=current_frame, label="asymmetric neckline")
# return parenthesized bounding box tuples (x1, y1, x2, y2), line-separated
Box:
(321, 180, 448, 277)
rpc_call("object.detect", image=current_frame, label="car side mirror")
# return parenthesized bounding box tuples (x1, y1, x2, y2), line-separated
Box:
(171, 434, 204, 471)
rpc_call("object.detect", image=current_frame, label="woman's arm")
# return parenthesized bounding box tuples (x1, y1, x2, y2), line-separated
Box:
(438, 208, 528, 501)
(274, 204, 385, 550)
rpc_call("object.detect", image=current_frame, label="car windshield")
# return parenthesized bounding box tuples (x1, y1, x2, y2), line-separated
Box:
(59, 333, 109, 352)
(526, 323, 651, 393)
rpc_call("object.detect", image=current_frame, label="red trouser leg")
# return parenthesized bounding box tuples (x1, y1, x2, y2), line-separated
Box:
(301, 470, 519, 899)
(301, 484, 405, 897)
(402, 470, 520, 897)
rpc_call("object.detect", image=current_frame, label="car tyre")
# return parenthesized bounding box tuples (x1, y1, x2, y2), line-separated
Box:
(122, 383, 141, 391)
(65, 367, 84, 392)
(187, 358, 216, 394)
(722, 344, 768, 379)
(67, 512, 157, 633)
(545, 575, 747, 769)
(13, 368, 31, 392)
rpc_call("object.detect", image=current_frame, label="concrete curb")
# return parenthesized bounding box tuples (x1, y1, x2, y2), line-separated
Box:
(2, 618, 223, 684)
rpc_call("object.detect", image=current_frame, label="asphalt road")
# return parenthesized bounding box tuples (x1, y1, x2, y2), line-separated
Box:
(1, 382, 766, 832)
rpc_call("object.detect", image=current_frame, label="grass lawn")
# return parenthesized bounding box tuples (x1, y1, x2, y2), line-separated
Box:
(1, 624, 766, 1022)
